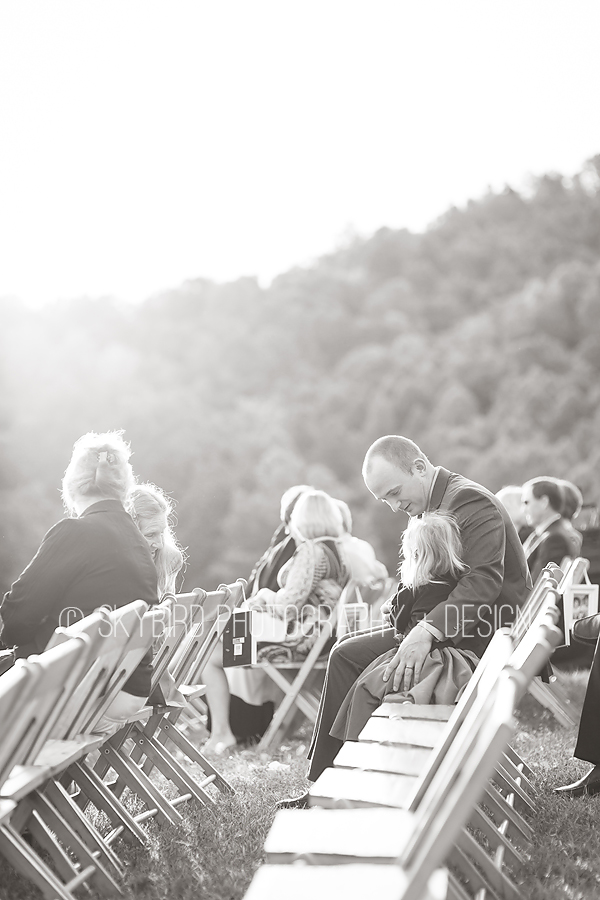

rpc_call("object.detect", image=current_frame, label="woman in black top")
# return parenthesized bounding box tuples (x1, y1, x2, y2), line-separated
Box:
(0, 431, 159, 705)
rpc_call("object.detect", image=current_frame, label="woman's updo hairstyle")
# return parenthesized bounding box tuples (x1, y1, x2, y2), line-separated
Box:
(62, 431, 135, 516)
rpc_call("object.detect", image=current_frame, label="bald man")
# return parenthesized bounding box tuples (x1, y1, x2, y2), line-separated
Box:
(278, 435, 531, 806)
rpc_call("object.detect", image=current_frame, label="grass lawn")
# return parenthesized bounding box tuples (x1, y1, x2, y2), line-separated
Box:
(2, 671, 600, 900)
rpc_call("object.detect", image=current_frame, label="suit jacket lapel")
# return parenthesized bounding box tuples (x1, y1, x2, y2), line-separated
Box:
(429, 467, 452, 511)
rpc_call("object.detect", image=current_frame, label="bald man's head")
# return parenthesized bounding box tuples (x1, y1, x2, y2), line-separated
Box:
(363, 435, 435, 517)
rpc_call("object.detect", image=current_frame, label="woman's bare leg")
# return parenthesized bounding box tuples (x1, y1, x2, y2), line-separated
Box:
(201, 643, 237, 753)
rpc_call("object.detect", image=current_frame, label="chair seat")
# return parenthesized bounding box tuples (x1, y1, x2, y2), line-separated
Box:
(264, 807, 416, 864)
(244, 863, 447, 900)
(33, 735, 105, 775)
(177, 683, 206, 701)
(310, 767, 417, 809)
(257, 660, 328, 670)
(0, 764, 52, 801)
(334, 741, 433, 776)
(375, 701, 456, 720)
(0, 799, 16, 825)
(359, 716, 446, 747)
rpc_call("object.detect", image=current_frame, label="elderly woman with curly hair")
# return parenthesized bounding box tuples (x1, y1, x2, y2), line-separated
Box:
(202, 489, 350, 755)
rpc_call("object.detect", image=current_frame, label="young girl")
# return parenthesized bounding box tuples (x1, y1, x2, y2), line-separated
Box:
(330, 511, 479, 743)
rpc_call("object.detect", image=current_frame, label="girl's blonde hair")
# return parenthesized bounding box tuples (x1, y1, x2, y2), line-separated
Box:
(290, 490, 344, 541)
(62, 431, 135, 515)
(399, 511, 468, 590)
(127, 483, 186, 595)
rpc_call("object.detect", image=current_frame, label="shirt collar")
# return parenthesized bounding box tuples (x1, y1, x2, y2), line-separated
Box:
(80, 498, 125, 517)
(534, 512, 561, 536)
(425, 467, 441, 512)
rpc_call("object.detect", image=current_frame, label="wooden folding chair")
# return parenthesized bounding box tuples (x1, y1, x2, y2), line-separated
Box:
(14, 603, 165, 890)
(111, 583, 245, 800)
(0, 639, 126, 900)
(245, 667, 522, 900)
(295, 592, 563, 900)
(43, 603, 156, 851)
(256, 579, 367, 752)
(309, 628, 524, 814)
(518, 562, 584, 727)
(83, 581, 246, 831)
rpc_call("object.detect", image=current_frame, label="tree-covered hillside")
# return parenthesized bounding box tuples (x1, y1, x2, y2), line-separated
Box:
(1, 157, 599, 593)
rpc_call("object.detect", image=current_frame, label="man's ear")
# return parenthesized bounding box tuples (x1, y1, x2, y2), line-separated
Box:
(412, 458, 427, 475)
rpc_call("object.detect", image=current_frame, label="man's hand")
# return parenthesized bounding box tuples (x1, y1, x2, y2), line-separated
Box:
(382, 626, 434, 692)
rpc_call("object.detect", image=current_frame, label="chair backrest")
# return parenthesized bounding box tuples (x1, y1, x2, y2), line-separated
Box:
(45, 609, 116, 739)
(171, 579, 246, 685)
(400, 669, 520, 900)
(0, 662, 43, 788)
(82, 602, 167, 732)
(506, 605, 564, 691)
(510, 566, 560, 645)
(60, 600, 149, 738)
(149, 589, 207, 687)
(0, 638, 91, 778)
(557, 556, 590, 592)
(405, 626, 515, 811)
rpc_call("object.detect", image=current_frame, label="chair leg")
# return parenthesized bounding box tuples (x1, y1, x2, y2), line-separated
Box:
(155, 715, 235, 795)
(94, 743, 184, 829)
(41, 780, 124, 879)
(27, 792, 123, 897)
(527, 678, 578, 727)
(127, 724, 217, 808)
(0, 821, 79, 900)
(66, 761, 147, 848)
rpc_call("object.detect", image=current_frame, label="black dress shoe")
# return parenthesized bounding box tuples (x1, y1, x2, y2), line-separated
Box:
(553, 765, 600, 797)
(572, 614, 600, 645)
(276, 791, 310, 809)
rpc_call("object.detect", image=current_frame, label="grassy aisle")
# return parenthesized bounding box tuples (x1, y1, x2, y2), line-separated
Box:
(2, 673, 600, 899)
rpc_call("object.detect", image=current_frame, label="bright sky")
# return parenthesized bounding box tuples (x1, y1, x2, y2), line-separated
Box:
(1, 0, 599, 306)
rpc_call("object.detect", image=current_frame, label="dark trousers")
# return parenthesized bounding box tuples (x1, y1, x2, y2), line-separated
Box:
(574, 635, 600, 765)
(306, 627, 397, 782)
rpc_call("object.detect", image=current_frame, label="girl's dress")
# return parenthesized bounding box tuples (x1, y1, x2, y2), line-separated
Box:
(330, 577, 479, 743)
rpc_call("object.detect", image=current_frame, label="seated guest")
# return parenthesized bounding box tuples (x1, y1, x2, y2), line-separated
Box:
(495, 485, 533, 543)
(521, 477, 582, 581)
(554, 478, 584, 558)
(278, 435, 530, 808)
(330, 511, 478, 743)
(246, 485, 313, 594)
(0, 431, 159, 726)
(128, 483, 186, 596)
(215, 485, 313, 746)
(202, 489, 349, 755)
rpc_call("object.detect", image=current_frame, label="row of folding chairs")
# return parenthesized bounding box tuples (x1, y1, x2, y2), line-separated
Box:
(243, 570, 564, 900)
(0, 579, 246, 899)
(523, 557, 590, 726)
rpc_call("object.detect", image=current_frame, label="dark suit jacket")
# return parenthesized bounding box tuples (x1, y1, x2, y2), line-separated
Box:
(525, 517, 582, 583)
(0, 499, 159, 696)
(424, 468, 532, 658)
